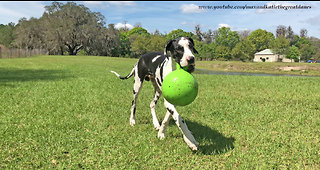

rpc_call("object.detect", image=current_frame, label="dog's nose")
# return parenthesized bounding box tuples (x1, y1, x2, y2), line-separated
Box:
(187, 56, 195, 63)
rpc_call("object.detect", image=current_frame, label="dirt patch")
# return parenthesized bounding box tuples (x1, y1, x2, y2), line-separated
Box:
(278, 66, 307, 71)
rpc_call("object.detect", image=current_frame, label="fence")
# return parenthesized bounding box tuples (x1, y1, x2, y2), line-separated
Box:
(0, 47, 47, 59)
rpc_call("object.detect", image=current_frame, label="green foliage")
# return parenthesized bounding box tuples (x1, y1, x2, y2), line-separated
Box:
(293, 37, 310, 48)
(215, 45, 231, 60)
(248, 29, 275, 53)
(215, 27, 240, 50)
(124, 27, 150, 38)
(77, 49, 87, 56)
(299, 44, 315, 61)
(271, 36, 290, 55)
(147, 35, 166, 52)
(117, 33, 132, 57)
(166, 29, 195, 41)
(129, 34, 149, 57)
(286, 46, 301, 61)
(128, 34, 166, 57)
(231, 39, 255, 61)
(194, 40, 216, 60)
(0, 23, 15, 48)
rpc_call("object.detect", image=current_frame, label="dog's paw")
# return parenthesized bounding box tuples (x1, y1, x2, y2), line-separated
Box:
(154, 125, 160, 131)
(153, 120, 161, 131)
(130, 119, 136, 126)
(189, 145, 198, 151)
(158, 132, 165, 140)
(183, 135, 199, 151)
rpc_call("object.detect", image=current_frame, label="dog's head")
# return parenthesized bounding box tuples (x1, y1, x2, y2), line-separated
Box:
(165, 37, 198, 73)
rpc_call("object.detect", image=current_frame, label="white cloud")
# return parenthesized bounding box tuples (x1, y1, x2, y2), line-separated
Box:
(0, 1, 45, 24)
(180, 4, 204, 14)
(83, 1, 135, 8)
(181, 21, 188, 25)
(115, 23, 134, 30)
(256, 1, 297, 14)
(305, 15, 320, 25)
(218, 23, 231, 28)
(83, 1, 104, 5)
(108, 1, 135, 6)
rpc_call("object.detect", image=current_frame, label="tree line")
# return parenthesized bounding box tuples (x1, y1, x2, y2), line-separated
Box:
(0, 2, 319, 61)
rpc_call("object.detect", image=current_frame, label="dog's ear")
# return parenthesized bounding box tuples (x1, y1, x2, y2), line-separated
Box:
(186, 37, 199, 54)
(164, 39, 174, 55)
(192, 46, 199, 54)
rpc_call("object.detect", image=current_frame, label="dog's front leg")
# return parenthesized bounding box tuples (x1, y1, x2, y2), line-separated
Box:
(159, 100, 198, 151)
(158, 110, 171, 139)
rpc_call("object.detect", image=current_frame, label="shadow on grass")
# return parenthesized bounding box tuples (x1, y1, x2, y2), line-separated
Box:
(187, 120, 235, 155)
(0, 68, 74, 87)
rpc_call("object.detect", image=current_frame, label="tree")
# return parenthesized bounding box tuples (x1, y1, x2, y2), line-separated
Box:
(231, 38, 255, 61)
(202, 29, 214, 44)
(215, 45, 231, 60)
(286, 26, 294, 41)
(293, 37, 310, 48)
(117, 32, 131, 57)
(271, 36, 290, 55)
(14, 17, 46, 50)
(247, 29, 275, 53)
(134, 22, 142, 28)
(300, 28, 308, 38)
(153, 29, 160, 36)
(147, 35, 166, 52)
(166, 29, 195, 41)
(129, 34, 150, 57)
(286, 46, 301, 62)
(309, 37, 320, 60)
(276, 25, 287, 38)
(194, 40, 216, 60)
(0, 23, 15, 48)
(299, 44, 315, 61)
(124, 27, 150, 37)
(43, 2, 106, 55)
(214, 27, 239, 50)
(238, 30, 251, 40)
(194, 25, 203, 41)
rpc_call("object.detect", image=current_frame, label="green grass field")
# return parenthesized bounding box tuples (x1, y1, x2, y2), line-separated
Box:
(1, 55, 319, 169)
(196, 60, 320, 76)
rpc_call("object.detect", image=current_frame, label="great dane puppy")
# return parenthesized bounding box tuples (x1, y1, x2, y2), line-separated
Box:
(111, 37, 199, 151)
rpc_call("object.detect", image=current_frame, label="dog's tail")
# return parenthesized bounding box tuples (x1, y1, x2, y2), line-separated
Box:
(110, 65, 136, 80)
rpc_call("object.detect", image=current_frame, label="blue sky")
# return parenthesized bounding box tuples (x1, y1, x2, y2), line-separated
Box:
(0, 1, 320, 38)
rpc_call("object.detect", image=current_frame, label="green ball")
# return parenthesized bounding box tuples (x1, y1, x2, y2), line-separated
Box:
(162, 68, 198, 106)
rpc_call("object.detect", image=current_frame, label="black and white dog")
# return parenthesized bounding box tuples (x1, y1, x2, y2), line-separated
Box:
(111, 37, 199, 151)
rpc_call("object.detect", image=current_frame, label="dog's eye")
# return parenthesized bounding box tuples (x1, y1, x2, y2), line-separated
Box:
(177, 46, 184, 52)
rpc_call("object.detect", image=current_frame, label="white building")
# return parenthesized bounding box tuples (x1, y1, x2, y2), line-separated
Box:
(253, 49, 298, 62)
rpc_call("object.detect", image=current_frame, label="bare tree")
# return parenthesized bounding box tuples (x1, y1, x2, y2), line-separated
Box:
(300, 28, 308, 38)
(203, 29, 214, 44)
(286, 26, 294, 40)
(134, 22, 142, 28)
(194, 24, 203, 41)
(276, 25, 287, 38)
(238, 30, 251, 40)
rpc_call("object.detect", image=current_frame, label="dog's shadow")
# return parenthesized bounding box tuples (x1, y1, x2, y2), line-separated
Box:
(186, 120, 235, 155)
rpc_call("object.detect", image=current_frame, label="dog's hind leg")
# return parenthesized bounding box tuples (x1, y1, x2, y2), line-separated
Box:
(150, 78, 161, 130)
(130, 74, 143, 126)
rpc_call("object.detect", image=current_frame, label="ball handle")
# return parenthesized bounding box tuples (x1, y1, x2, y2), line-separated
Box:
(176, 63, 189, 72)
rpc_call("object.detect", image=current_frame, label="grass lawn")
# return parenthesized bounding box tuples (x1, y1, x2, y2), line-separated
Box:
(196, 60, 320, 76)
(0, 55, 319, 169)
